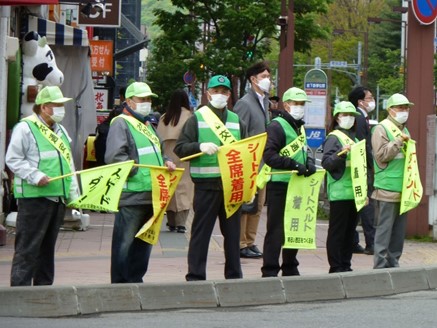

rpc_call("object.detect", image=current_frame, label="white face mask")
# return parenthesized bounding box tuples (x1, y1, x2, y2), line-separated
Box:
(366, 101, 376, 113)
(257, 78, 271, 93)
(50, 106, 65, 123)
(288, 105, 305, 120)
(338, 116, 355, 130)
(209, 93, 229, 109)
(135, 102, 152, 116)
(392, 111, 409, 124)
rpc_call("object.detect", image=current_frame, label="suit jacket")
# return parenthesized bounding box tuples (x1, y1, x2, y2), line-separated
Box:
(233, 87, 269, 137)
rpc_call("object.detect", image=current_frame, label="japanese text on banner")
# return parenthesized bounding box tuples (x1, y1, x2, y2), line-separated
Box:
(400, 140, 423, 214)
(217, 133, 267, 218)
(283, 170, 325, 249)
(135, 167, 184, 245)
(68, 161, 134, 212)
(350, 139, 368, 211)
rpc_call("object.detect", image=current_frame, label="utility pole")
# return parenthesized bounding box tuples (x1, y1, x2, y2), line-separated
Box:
(278, 0, 295, 99)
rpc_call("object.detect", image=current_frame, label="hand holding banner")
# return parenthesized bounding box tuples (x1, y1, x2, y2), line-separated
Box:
(135, 166, 184, 245)
(217, 133, 267, 218)
(400, 140, 423, 214)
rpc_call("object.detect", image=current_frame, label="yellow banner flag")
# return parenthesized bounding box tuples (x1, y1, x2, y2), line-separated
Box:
(135, 166, 184, 245)
(350, 139, 368, 212)
(283, 170, 325, 249)
(217, 133, 267, 218)
(68, 160, 134, 212)
(400, 140, 423, 214)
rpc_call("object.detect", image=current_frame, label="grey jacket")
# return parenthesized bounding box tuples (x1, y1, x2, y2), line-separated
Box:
(233, 87, 270, 137)
(105, 115, 168, 207)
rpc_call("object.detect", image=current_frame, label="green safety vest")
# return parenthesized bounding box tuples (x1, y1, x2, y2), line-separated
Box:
(115, 115, 163, 192)
(14, 120, 72, 198)
(326, 130, 355, 201)
(373, 119, 409, 192)
(270, 117, 307, 183)
(190, 110, 241, 178)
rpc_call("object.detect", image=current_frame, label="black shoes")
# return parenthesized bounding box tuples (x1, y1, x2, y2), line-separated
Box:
(240, 245, 262, 258)
(352, 244, 365, 254)
(364, 246, 374, 255)
(167, 224, 186, 233)
(176, 226, 186, 233)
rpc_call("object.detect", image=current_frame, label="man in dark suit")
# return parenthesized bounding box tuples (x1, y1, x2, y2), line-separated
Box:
(234, 61, 271, 259)
(348, 86, 376, 255)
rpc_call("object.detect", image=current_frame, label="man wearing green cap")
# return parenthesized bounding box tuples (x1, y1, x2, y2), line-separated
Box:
(105, 81, 176, 283)
(261, 87, 316, 277)
(234, 61, 271, 259)
(6, 86, 79, 286)
(371, 93, 414, 269)
(174, 74, 247, 281)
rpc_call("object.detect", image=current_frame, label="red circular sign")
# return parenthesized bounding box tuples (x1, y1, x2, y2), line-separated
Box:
(412, 0, 437, 25)
(183, 71, 196, 85)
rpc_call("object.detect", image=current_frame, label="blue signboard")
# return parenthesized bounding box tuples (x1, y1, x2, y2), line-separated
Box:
(306, 128, 326, 148)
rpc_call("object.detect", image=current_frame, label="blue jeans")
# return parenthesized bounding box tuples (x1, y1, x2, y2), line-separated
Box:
(111, 205, 153, 283)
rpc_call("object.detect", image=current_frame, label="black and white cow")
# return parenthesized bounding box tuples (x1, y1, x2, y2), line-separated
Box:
(21, 31, 64, 117)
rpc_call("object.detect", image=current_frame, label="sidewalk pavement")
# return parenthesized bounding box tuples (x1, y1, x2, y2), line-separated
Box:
(1, 206, 437, 317)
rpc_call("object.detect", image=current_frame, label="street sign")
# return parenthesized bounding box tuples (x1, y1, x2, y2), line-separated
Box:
(306, 128, 326, 148)
(304, 68, 328, 129)
(412, 0, 437, 25)
(78, 0, 121, 27)
(329, 60, 348, 68)
(183, 71, 196, 85)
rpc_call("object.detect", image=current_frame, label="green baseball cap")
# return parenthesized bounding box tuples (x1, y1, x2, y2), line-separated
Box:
(386, 93, 414, 109)
(35, 86, 72, 105)
(282, 87, 311, 103)
(207, 75, 231, 90)
(125, 82, 158, 99)
(333, 101, 360, 117)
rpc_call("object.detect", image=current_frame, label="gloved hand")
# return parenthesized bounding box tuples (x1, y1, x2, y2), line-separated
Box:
(295, 163, 307, 176)
(304, 163, 317, 177)
(200, 142, 219, 155)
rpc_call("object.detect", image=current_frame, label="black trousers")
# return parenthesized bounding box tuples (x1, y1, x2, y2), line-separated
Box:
(186, 185, 242, 281)
(326, 200, 358, 273)
(11, 198, 65, 286)
(262, 184, 299, 277)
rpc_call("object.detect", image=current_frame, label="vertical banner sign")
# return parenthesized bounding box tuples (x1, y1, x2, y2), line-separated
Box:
(304, 69, 328, 148)
(283, 170, 325, 249)
(400, 140, 423, 214)
(90, 40, 114, 75)
(136, 167, 184, 244)
(68, 160, 134, 212)
(217, 133, 267, 218)
(350, 140, 368, 212)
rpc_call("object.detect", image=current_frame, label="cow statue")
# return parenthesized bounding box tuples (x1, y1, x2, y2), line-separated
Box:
(20, 31, 64, 117)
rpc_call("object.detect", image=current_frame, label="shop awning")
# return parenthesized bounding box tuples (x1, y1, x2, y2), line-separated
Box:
(25, 15, 89, 47)
(0, 0, 58, 4)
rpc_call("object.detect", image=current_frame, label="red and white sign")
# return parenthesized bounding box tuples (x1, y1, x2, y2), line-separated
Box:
(412, 0, 437, 25)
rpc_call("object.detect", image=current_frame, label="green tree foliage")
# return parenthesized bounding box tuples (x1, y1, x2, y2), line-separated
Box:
(146, 0, 332, 108)
(301, 0, 406, 104)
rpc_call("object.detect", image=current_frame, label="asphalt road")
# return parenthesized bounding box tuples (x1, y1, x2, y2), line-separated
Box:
(3, 290, 437, 328)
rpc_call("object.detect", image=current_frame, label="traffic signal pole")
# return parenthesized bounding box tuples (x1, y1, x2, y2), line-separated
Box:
(278, 0, 295, 100)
